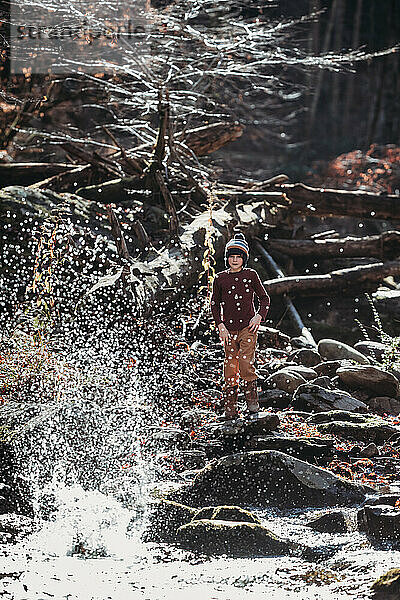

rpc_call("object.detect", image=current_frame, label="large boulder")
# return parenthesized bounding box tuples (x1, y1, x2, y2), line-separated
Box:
(318, 339, 370, 364)
(291, 384, 368, 413)
(172, 450, 367, 508)
(358, 504, 400, 541)
(177, 519, 291, 556)
(337, 365, 400, 398)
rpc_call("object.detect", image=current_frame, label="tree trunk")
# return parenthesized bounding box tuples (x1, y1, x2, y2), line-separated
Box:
(331, 0, 344, 142)
(0, 163, 80, 187)
(281, 183, 400, 221)
(308, 0, 338, 136)
(343, 0, 363, 132)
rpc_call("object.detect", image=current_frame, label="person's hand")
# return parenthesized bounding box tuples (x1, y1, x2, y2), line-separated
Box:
(218, 323, 231, 346)
(248, 313, 262, 333)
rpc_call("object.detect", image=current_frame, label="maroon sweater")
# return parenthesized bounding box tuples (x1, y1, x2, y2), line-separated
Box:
(211, 268, 270, 331)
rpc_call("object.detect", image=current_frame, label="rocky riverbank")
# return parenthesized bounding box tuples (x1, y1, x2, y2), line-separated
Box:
(1, 302, 400, 597)
(137, 324, 400, 596)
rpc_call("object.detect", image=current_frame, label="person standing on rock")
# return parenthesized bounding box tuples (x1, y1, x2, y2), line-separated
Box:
(210, 232, 270, 420)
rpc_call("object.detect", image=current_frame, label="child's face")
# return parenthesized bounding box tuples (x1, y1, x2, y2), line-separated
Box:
(228, 255, 244, 271)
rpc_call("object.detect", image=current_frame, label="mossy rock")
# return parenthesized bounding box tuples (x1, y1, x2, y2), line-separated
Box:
(192, 505, 261, 524)
(316, 420, 397, 443)
(140, 499, 196, 542)
(177, 519, 290, 556)
(371, 568, 400, 598)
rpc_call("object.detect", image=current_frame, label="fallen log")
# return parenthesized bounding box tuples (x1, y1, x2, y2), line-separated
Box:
(264, 261, 400, 297)
(281, 182, 400, 221)
(268, 231, 400, 259)
(29, 165, 93, 192)
(212, 183, 400, 221)
(0, 163, 80, 187)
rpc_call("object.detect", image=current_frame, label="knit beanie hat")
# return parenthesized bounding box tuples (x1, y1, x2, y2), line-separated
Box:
(225, 232, 249, 268)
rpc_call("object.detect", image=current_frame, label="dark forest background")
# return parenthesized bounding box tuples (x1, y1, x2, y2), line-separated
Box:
(0, 0, 399, 182)
(213, 0, 400, 181)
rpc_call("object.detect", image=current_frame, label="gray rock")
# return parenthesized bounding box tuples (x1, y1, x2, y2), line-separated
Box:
(316, 419, 398, 444)
(358, 504, 400, 541)
(265, 369, 307, 394)
(307, 410, 398, 443)
(156, 450, 207, 473)
(368, 396, 400, 416)
(248, 435, 334, 461)
(360, 443, 379, 458)
(337, 365, 400, 398)
(288, 348, 322, 367)
(291, 336, 316, 349)
(259, 389, 291, 409)
(372, 289, 400, 319)
(285, 365, 318, 380)
(172, 450, 368, 508)
(311, 376, 334, 389)
(318, 339, 370, 365)
(291, 384, 368, 413)
(354, 341, 387, 362)
(371, 567, 400, 599)
(240, 413, 280, 437)
(179, 408, 216, 429)
(315, 361, 342, 377)
(205, 412, 279, 438)
(364, 495, 400, 507)
(307, 411, 370, 425)
(306, 511, 348, 533)
(177, 519, 292, 556)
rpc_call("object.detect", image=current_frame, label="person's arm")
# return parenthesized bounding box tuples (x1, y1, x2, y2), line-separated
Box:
(252, 270, 270, 322)
(210, 276, 223, 326)
(211, 276, 231, 344)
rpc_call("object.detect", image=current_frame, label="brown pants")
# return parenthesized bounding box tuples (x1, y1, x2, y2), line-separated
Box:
(223, 326, 257, 388)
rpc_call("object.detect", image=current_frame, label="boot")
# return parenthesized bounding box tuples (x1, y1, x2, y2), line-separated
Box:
(243, 379, 260, 414)
(223, 385, 239, 419)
